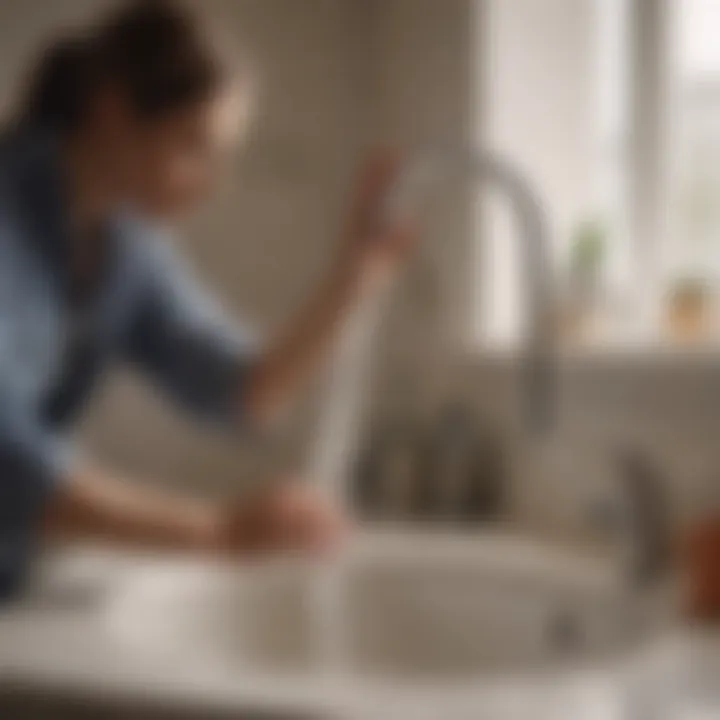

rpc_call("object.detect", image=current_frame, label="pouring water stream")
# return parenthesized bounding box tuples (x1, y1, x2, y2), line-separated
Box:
(307, 148, 553, 674)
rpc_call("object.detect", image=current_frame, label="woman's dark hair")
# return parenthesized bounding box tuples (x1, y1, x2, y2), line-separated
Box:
(22, 0, 226, 133)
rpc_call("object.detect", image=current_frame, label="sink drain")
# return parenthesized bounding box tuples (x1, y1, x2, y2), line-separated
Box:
(546, 608, 583, 655)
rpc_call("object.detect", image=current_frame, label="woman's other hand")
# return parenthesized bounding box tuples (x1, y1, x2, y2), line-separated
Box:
(211, 482, 351, 558)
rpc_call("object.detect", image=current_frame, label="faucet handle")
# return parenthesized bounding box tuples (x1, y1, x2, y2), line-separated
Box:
(614, 447, 673, 588)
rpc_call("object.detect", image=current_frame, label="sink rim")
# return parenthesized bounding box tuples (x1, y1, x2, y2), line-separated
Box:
(103, 529, 673, 688)
(0, 536, 684, 717)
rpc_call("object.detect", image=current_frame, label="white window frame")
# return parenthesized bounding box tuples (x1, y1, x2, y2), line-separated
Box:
(626, 0, 673, 341)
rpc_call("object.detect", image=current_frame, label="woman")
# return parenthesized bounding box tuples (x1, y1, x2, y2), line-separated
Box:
(0, 0, 411, 597)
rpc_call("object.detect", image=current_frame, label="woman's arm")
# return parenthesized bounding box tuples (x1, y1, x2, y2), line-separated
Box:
(43, 464, 219, 551)
(244, 154, 414, 426)
(42, 464, 347, 555)
(124, 154, 413, 432)
(243, 260, 371, 426)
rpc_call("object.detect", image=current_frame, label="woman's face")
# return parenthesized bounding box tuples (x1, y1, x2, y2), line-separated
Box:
(103, 86, 249, 219)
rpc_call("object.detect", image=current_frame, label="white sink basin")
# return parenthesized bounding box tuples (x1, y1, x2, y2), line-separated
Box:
(106, 531, 667, 686)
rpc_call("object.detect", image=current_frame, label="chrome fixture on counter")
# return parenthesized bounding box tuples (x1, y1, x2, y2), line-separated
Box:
(586, 448, 673, 591)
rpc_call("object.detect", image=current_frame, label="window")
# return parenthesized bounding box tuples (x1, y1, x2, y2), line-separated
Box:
(478, 0, 720, 351)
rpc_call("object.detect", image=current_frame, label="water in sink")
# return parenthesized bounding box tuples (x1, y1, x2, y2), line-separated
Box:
(107, 533, 658, 683)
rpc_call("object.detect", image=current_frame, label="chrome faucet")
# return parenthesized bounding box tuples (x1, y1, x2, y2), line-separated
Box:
(310, 147, 555, 506)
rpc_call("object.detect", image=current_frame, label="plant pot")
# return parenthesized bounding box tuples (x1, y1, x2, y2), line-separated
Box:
(684, 517, 720, 621)
(665, 284, 712, 342)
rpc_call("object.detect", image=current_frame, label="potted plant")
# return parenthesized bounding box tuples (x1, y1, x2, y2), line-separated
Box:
(563, 219, 607, 342)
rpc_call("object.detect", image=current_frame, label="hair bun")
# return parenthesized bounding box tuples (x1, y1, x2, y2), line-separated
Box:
(22, 35, 97, 131)
(20, 0, 227, 133)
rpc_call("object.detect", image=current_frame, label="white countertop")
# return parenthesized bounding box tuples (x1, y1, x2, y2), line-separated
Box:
(0, 539, 718, 719)
(0, 547, 339, 716)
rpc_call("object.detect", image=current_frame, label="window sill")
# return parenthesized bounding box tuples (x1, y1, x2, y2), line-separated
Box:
(469, 338, 720, 368)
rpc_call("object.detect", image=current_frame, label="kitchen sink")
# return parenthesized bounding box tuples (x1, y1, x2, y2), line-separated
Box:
(106, 531, 671, 685)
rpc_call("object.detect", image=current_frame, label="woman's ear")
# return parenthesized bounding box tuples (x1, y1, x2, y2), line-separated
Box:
(212, 81, 255, 151)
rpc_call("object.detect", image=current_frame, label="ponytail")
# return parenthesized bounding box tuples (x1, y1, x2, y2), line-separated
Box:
(21, 0, 225, 134)
(22, 37, 98, 132)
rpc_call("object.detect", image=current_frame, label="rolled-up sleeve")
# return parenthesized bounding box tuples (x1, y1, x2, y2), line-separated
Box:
(123, 240, 260, 428)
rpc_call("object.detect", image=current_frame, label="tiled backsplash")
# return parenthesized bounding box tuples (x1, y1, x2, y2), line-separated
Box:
(454, 355, 720, 534)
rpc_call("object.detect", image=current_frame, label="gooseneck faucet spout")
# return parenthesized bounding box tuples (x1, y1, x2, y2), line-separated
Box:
(311, 147, 555, 502)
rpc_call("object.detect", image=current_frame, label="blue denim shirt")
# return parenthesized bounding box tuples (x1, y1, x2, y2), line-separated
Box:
(0, 126, 258, 596)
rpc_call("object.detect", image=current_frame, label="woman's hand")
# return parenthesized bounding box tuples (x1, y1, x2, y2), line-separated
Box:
(340, 152, 417, 288)
(211, 482, 351, 558)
